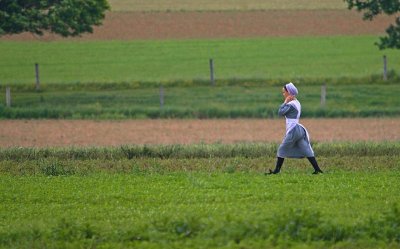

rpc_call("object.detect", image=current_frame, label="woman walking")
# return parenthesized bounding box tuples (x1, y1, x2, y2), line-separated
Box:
(268, 82, 323, 175)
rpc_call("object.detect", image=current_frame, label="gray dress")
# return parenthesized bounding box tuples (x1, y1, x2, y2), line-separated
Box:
(277, 99, 315, 158)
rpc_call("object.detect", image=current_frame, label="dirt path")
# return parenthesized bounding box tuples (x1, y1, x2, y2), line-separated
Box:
(0, 119, 399, 147)
(1, 10, 394, 41)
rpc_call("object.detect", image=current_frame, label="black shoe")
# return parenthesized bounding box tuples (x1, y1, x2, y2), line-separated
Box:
(312, 169, 323, 174)
(266, 169, 279, 175)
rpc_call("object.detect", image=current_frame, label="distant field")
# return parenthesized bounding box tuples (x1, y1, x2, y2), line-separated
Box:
(1, 36, 398, 85)
(2, 10, 393, 41)
(1, 83, 400, 119)
(108, 0, 348, 12)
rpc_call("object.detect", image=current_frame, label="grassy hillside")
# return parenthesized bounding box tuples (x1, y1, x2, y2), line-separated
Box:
(1, 36, 398, 85)
(108, 0, 348, 12)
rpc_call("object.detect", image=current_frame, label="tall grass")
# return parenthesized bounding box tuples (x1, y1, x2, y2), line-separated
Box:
(1, 36, 399, 84)
(1, 142, 399, 161)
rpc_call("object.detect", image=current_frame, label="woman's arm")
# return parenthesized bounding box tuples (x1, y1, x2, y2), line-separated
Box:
(278, 96, 296, 116)
(278, 103, 292, 116)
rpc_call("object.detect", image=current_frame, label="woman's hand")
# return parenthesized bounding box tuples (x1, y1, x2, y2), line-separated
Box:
(284, 95, 295, 103)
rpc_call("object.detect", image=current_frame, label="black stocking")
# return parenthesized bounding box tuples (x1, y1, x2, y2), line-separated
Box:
(268, 157, 284, 174)
(307, 157, 323, 174)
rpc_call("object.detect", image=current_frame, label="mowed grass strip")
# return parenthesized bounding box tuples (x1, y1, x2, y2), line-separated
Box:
(1, 167, 399, 248)
(108, 0, 348, 12)
(1, 36, 399, 85)
(1, 83, 399, 118)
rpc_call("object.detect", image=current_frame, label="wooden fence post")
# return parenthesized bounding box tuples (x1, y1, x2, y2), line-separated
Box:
(6, 86, 11, 107)
(35, 63, 40, 90)
(160, 86, 164, 108)
(209, 58, 215, 86)
(383, 55, 387, 81)
(321, 84, 326, 107)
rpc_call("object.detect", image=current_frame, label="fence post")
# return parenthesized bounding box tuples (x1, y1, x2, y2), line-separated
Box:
(383, 55, 387, 81)
(160, 85, 164, 108)
(35, 63, 40, 90)
(6, 86, 11, 107)
(321, 84, 326, 107)
(209, 58, 215, 86)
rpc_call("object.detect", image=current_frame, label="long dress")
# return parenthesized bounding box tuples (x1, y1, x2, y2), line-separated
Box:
(277, 99, 315, 158)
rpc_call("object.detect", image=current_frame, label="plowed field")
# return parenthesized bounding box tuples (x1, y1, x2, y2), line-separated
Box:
(1, 118, 399, 147)
(1, 10, 394, 41)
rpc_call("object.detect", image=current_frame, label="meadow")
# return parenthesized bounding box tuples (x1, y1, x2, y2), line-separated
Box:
(1, 36, 399, 85)
(1, 143, 400, 248)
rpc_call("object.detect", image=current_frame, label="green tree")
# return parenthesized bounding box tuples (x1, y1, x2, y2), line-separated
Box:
(0, 0, 110, 37)
(345, 0, 400, 49)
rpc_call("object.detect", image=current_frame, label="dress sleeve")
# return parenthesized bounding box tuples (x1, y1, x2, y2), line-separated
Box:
(278, 103, 292, 116)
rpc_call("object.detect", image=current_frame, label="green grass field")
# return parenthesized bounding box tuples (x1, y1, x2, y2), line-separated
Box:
(1, 83, 399, 119)
(1, 36, 399, 85)
(108, 0, 347, 12)
(1, 143, 399, 248)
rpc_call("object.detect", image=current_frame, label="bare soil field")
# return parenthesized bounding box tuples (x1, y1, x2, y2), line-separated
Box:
(0, 118, 399, 147)
(1, 10, 394, 41)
